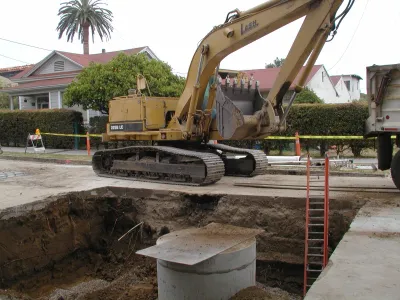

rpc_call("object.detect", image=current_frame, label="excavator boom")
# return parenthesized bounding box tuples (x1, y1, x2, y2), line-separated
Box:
(175, 0, 343, 140)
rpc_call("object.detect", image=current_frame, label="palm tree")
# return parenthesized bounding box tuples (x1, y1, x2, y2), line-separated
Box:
(56, 0, 114, 55)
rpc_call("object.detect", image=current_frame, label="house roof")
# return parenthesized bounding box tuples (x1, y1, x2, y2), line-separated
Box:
(340, 74, 363, 80)
(2, 77, 74, 93)
(222, 65, 322, 91)
(58, 47, 146, 67)
(0, 64, 34, 74)
(11, 46, 149, 80)
(330, 75, 342, 86)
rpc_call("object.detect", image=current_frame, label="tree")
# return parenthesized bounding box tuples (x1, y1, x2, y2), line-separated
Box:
(265, 57, 285, 68)
(56, 0, 113, 55)
(63, 53, 186, 114)
(294, 87, 324, 104)
(0, 81, 14, 109)
(0, 93, 8, 109)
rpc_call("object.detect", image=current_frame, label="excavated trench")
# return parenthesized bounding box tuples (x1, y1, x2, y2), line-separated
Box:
(0, 187, 366, 300)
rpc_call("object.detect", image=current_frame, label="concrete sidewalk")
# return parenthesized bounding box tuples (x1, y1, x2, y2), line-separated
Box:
(305, 202, 400, 300)
(1, 146, 92, 156)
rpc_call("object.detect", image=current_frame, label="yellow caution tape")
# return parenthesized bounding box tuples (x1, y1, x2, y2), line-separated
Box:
(41, 132, 102, 138)
(266, 135, 395, 140)
(298, 136, 365, 140)
(38, 132, 395, 140)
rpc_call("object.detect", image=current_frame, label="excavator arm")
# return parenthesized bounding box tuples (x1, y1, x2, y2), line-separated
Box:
(173, 0, 344, 140)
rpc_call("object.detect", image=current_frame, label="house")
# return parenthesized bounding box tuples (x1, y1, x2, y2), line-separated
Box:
(330, 75, 352, 103)
(341, 74, 362, 100)
(219, 65, 346, 104)
(2, 46, 159, 123)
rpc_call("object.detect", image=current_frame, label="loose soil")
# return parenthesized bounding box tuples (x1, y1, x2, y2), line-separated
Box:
(0, 187, 365, 299)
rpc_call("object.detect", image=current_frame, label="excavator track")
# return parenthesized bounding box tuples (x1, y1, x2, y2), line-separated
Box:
(207, 143, 268, 177)
(92, 146, 225, 186)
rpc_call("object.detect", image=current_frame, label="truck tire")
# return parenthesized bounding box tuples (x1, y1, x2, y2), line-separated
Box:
(390, 150, 400, 190)
(377, 134, 392, 170)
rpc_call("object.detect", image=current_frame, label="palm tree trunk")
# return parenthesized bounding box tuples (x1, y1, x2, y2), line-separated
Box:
(83, 24, 89, 54)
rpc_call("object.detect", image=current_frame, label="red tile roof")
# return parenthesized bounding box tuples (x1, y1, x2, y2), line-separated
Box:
(2, 77, 73, 92)
(11, 65, 35, 79)
(230, 65, 322, 92)
(330, 75, 341, 86)
(0, 64, 34, 74)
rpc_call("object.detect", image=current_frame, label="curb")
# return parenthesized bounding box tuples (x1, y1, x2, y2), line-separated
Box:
(0, 155, 91, 166)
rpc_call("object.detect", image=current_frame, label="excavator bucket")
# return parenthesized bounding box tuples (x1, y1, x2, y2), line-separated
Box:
(215, 84, 265, 139)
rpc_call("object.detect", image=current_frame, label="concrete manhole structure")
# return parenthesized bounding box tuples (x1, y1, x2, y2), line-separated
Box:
(0, 187, 365, 300)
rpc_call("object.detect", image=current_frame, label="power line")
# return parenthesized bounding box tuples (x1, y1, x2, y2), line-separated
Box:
(328, 0, 370, 72)
(0, 37, 52, 52)
(0, 53, 31, 65)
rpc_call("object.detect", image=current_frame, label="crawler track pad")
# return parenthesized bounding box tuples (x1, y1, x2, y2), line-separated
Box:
(207, 143, 268, 177)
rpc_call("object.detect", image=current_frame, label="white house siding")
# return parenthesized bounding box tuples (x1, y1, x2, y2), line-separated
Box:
(88, 109, 102, 119)
(49, 91, 59, 108)
(19, 96, 35, 109)
(33, 54, 81, 75)
(342, 75, 361, 100)
(334, 77, 351, 103)
(306, 66, 339, 104)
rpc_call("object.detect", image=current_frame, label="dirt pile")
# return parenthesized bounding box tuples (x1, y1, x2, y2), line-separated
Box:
(231, 283, 302, 300)
(0, 187, 364, 299)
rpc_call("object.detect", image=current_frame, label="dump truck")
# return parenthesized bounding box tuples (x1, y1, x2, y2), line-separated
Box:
(365, 63, 400, 189)
(92, 0, 352, 186)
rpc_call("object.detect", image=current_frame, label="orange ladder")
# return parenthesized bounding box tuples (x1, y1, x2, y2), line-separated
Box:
(303, 153, 330, 296)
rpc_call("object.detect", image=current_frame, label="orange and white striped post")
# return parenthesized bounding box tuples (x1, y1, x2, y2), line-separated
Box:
(86, 132, 91, 156)
(295, 131, 301, 156)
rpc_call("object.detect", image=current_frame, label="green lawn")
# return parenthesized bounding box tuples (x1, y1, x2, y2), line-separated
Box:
(1, 152, 91, 161)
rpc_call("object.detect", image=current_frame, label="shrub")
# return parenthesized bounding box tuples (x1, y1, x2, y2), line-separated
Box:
(224, 102, 373, 157)
(89, 116, 108, 134)
(89, 116, 108, 149)
(282, 102, 373, 156)
(294, 87, 324, 104)
(0, 109, 84, 149)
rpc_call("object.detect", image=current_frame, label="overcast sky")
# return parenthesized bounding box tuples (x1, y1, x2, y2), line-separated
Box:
(1, 0, 398, 93)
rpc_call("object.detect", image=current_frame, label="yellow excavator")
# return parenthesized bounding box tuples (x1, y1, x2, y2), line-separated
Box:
(93, 0, 352, 185)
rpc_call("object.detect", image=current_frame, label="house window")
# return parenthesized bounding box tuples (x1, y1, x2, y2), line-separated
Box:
(54, 61, 65, 72)
(344, 80, 350, 91)
(37, 96, 49, 109)
(321, 71, 324, 82)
